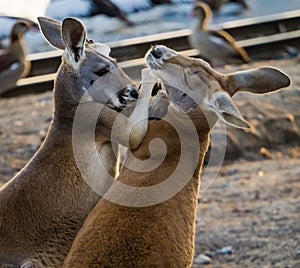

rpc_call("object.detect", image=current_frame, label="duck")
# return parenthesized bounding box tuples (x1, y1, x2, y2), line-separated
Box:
(188, 1, 250, 66)
(46, 0, 133, 26)
(0, 20, 33, 95)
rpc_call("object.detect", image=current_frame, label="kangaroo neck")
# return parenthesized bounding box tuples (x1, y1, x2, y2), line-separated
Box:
(42, 119, 73, 149)
(111, 115, 210, 208)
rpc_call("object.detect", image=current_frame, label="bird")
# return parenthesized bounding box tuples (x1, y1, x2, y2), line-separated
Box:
(188, 1, 250, 66)
(45, 0, 187, 25)
(0, 20, 33, 95)
(92, 0, 133, 25)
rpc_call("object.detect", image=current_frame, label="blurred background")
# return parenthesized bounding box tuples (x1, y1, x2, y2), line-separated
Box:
(0, 1, 300, 267)
(1, 0, 300, 53)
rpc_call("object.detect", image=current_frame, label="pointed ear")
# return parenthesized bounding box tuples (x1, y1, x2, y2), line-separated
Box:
(61, 17, 86, 63)
(38, 17, 65, 50)
(224, 67, 291, 96)
(205, 92, 250, 129)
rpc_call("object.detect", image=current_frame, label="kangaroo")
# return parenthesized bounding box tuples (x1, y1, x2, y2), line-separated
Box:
(63, 45, 290, 268)
(0, 17, 153, 268)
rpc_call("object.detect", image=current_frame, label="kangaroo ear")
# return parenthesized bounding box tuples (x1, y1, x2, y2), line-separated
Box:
(205, 92, 250, 129)
(224, 67, 291, 96)
(62, 17, 86, 63)
(38, 16, 65, 50)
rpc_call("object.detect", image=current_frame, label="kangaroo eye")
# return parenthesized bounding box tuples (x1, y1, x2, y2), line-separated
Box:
(94, 68, 109, 77)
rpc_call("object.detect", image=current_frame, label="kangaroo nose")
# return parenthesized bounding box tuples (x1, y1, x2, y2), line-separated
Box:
(151, 47, 162, 59)
(130, 88, 138, 99)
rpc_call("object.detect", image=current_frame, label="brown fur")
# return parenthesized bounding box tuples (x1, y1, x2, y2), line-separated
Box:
(63, 112, 209, 267)
(63, 45, 290, 267)
(0, 17, 151, 268)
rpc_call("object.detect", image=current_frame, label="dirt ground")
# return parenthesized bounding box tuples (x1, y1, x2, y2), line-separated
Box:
(0, 58, 299, 267)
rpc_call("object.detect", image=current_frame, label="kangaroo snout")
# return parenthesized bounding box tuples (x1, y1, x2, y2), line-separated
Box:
(150, 46, 163, 59)
(146, 45, 178, 70)
(116, 84, 139, 108)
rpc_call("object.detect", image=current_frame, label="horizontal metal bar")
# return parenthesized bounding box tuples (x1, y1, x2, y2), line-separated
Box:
(236, 29, 300, 47)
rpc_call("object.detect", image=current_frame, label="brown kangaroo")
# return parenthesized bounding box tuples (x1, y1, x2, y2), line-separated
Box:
(63, 45, 290, 268)
(0, 17, 153, 268)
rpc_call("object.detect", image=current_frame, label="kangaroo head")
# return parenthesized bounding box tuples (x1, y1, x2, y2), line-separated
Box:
(146, 45, 290, 131)
(38, 17, 138, 121)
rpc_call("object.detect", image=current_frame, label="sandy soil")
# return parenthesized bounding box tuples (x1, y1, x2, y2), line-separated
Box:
(0, 58, 299, 267)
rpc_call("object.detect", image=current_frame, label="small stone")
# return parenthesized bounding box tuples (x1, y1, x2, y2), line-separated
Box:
(15, 148, 24, 155)
(14, 120, 23, 126)
(204, 251, 216, 258)
(258, 170, 264, 177)
(218, 246, 233, 255)
(225, 168, 238, 176)
(194, 254, 212, 265)
(232, 174, 239, 181)
(39, 129, 47, 137)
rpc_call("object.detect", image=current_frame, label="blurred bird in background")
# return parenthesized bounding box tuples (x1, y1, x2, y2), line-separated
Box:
(0, 21, 34, 95)
(91, 0, 133, 25)
(45, 0, 178, 25)
(188, 1, 250, 66)
(46, 0, 133, 25)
